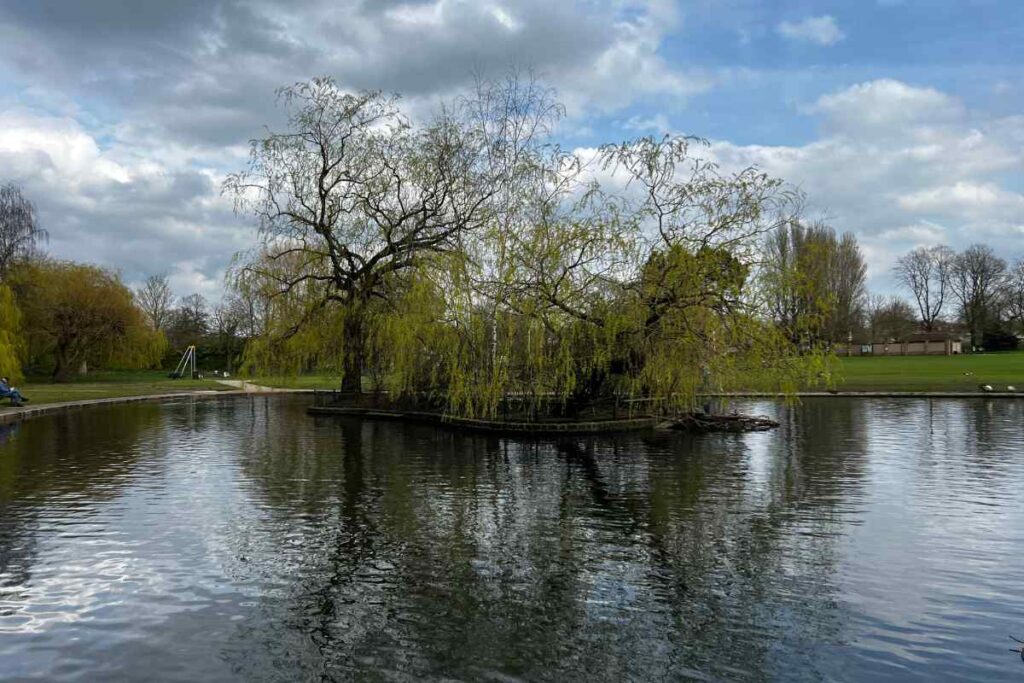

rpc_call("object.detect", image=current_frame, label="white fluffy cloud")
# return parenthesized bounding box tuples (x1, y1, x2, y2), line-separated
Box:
(0, 110, 130, 188)
(777, 15, 845, 46)
(0, 109, 248, 299)
(809, 79, 963, 133)
(0, 0, 707, 297)
(710, 79, 1024, 290)
(0, 3, 1020, 302)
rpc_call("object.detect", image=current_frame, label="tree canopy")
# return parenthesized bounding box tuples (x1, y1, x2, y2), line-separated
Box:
(9, 260, 165, 381)
(229, 76, 828, 418)
(0, 183, 47, 277)
(761, 220, 867, 346)
(0, 284, 24, 383)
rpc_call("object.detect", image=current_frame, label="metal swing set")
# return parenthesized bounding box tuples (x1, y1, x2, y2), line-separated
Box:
(168, 344, 198, 379)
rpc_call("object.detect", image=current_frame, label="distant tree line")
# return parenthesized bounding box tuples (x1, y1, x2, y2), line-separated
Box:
(0, 182, 259, 382)
(134, 274, 262, 374)
(893, 243, 1024, 350)
(3, 76, 1022, 395)
(759, 219, 1024, 351)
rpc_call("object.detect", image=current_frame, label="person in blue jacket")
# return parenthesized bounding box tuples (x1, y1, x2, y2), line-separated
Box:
(0, 377, 28, 406)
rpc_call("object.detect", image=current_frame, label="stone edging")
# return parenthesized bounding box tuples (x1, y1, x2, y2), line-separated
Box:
(2, 389, 1018, 428)
(707, 391, 1024, 398)
(308, 405, 659, 434)
(0, 389, 314, 425)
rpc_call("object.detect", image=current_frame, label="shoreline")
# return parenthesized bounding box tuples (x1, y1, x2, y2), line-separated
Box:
(0, 388, 1018, 427)
(0, 388, 313, 425)
(708, 391, 1023, 398)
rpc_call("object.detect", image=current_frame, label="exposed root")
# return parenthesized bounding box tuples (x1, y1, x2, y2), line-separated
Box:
(663, 412, 780, 433)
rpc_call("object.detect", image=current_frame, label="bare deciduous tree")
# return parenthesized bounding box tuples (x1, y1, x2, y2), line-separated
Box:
(225, 74, 557, 392)
(827, 231, 868, 342)
(166, 293, 210, 351)
(1002, 259, 1024, 334)
(211, 296, 248, 372)
(865, 294, 917, 342)
(893, 245, 954, 332)
(177, 293, 209, 333)
(950, 244, 1007, 349)
(135, 274, 174, 330)
(0, 183, 48, 276)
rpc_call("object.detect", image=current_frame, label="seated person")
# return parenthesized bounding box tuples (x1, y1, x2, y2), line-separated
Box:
(0, 377, 28, 406)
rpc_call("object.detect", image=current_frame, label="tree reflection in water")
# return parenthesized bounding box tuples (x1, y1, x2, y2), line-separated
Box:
(3, 397, 1022, 682)
(218, 399, 872, 681)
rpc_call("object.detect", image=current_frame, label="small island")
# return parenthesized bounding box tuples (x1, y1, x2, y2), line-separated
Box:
(224, 76, 830, 434)
(308, 391, 781, 434)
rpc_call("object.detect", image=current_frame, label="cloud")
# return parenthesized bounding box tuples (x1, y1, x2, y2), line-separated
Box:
(1, 4, 1020, 303)
(621, 113, 672, 133)
(0, 0, 702, 297)
(709, 79, 1024, 289)
(0, 0, 703, 145)
(776, 15, 845, 46)
(809, 78, 963, 134)
(0, 109, 130, 187)
(897, 182, 1024, 218)
(0, 109, 248, 300)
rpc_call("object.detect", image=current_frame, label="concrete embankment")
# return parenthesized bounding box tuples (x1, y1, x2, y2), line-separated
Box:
(0, 387, 313, 425)
(2, 388, 1017, 428)
(708, 391, 1023, 398)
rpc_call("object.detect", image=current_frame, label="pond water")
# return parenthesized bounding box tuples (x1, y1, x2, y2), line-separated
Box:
(1, 396, 1023, 681)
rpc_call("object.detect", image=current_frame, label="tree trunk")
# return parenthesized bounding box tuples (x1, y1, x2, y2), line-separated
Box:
(52, 346, 73, 382)
(340, 308, 364, 393)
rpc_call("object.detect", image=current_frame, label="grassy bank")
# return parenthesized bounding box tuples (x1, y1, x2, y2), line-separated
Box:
(256, 353, 1024, 395)
(251, 374, 342, 390)
(833, 351, 1024, 392)
(2, 370, 232, 409)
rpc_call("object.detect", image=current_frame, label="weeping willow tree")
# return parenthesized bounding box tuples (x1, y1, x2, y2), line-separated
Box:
(230, 76, 830, 419)
(8, 260, 165, 380)
(425, 135, 829, 418)
(0, 284, 24, 383)
(226, 72, 559, 392)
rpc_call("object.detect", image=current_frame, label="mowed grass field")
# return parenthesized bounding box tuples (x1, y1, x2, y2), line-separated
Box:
(260, 353, 1024, 394)
(833, 351, 1024, 392)
(3, 352, 1020, 410)
(250, 374, 341, 390)
(2, 370, 232, 409)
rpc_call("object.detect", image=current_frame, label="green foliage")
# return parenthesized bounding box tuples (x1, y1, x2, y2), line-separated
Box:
(230, 77, 830, 419)
(0, 284, 24, 383)
(8, 260, 165, 381)
(761, 221, 867, 344)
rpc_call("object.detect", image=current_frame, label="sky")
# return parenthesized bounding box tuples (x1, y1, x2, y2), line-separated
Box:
(0, 0, 1021, 300)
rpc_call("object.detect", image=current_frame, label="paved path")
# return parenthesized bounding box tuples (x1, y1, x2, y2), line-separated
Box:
(216, 379, 287, 393)
(215, 379, 318, 393)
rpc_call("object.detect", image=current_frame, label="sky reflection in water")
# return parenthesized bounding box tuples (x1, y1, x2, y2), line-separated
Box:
(0, 396, 1022, 681)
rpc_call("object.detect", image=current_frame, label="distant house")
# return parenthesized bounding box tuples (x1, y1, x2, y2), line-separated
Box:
(834, 334, 962, 357)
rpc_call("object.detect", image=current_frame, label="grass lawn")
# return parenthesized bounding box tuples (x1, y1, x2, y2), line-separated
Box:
(250, 373, 342, 390)
(3, 370, 232, 409)
(255, 356, 1024, 394)
(833, 351, 1024, 392)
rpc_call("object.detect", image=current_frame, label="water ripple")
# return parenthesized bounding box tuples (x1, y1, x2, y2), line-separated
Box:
(0, 397, 1022, 681)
